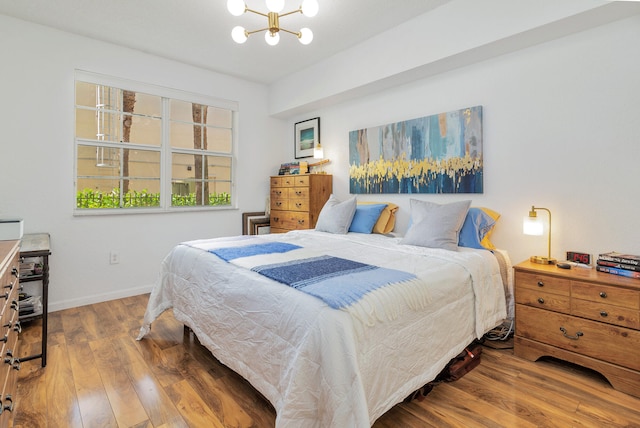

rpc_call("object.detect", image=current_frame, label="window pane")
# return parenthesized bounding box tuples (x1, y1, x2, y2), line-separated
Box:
(171, 154, 232, 206)
(75, 108, 123, 142)
(207, 155, 232, 181)
(170, 121, 198, 149)
(128, 114, 161, 146)
(131, 92, 162, 117)
(170, 99, 196, 123)
(206, 107, 232, 128)
(125, 149, 160, 181)
(206, 126, 232, 153)
(75, 81, 98, 108)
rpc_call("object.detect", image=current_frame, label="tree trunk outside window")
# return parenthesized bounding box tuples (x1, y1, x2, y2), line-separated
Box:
(192, 104, 209, 205)
(122, 90, 136, 194)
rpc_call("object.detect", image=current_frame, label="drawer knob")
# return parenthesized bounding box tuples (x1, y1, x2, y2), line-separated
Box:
(537, 281, 544, 287)
(273, 217, 280, 222)
(297, 219, 305, 225)
(559, 326, 583, 340)
(295, 191, 302, 196)
(11, 268, 19, 279)
(599, 292, 607, 298)
(537, 298, 545, 304)
(276, 202, 282, 207)
(295, 203, 302, 208)
(600, 311, 608, 318)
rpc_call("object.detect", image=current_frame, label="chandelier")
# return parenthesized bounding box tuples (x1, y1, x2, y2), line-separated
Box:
(227, 0, 319, 46)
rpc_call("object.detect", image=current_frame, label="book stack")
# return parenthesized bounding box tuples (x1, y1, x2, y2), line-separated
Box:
(278, 161, 308, 175)
(596, 252, 640, 279)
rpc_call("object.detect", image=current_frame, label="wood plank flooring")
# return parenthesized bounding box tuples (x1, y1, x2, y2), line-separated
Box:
(12, 294, 640, 427)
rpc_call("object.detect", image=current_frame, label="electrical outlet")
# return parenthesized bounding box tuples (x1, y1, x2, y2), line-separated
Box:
(110, 251, 120, 264)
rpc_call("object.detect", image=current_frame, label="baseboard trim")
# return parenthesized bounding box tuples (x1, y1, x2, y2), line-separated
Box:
(48, 284, 154, 313)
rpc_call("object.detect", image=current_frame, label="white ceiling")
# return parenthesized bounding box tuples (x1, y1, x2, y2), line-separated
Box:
(0, 0, 450, 84)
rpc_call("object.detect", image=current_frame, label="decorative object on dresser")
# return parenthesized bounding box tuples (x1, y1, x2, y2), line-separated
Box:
(18, 233, 50, 367)
(0, 239, 21, 426)
(514, 260, 640, 398)
(269, 174, 332, 233)
(522, 205, 556, 264)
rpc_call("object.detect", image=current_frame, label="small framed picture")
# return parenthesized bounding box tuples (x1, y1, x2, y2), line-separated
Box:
(294, 117, 320, 159)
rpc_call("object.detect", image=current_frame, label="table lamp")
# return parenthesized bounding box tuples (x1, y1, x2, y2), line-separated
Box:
(523, 205, 556, 264)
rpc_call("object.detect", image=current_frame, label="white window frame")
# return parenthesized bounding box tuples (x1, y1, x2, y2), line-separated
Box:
(74, 70, 238, 215)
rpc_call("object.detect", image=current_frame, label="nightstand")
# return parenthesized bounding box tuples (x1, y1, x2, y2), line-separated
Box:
(514, 260, 640, 398)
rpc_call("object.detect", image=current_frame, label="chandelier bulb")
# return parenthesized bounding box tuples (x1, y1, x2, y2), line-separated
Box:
(298, 27, 313, 45)
(231, 26, 248, 44)
(265, 0, 285, 13)
(265, 31, 280, 46)
(301, 0, 319, 17)
(227, 0, 246, 16)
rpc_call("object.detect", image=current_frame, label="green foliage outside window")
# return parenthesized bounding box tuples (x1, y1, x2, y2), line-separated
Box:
(76, 188, 231, 209)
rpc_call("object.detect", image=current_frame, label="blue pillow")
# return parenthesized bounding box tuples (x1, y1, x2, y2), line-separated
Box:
(349, 204, 388, 234)
(458, 207, 497, 249)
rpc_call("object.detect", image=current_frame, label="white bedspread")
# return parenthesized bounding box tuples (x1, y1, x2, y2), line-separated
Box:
(138, 230, 507, 427)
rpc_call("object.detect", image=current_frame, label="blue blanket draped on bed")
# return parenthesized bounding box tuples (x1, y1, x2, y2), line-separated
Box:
(210, 241, 418, 310)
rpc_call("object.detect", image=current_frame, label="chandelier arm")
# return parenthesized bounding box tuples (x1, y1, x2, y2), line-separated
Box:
(279, 27, 301, 37)
(245, 27, 269, 36)
(244, 7, 268, 18)
(278, 7, 303, 18)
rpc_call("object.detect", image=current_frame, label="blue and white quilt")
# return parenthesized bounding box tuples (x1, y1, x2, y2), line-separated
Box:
(209, 240, 420, 311)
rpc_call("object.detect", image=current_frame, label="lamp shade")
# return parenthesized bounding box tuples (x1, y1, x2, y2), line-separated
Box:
(314, 143, 323, 159)
(523, 216, 544, 235)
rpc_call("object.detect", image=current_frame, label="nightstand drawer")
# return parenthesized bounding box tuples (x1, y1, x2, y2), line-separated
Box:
(516, 305, 640, 372)
(571, 298, 640, 329)
(516, 287, 570, 312)
(515, 271, 570, 296)
(572, 281, 640, 310)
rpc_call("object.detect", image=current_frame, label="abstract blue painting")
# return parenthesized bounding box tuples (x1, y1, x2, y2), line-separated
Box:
(349, 106, 483, 194)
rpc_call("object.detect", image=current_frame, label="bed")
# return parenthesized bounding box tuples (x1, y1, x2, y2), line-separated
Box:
(138, 215, 510, 427)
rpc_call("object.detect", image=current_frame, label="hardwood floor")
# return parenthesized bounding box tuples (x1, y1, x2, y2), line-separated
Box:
(12, 294, 640, 427)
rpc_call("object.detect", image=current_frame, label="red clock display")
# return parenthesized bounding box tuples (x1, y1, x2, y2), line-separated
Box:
(566, 251, 591, 265)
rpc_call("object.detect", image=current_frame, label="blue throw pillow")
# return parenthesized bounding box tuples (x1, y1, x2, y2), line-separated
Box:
(458, 207, 497, 249)
(349, 204, 388, 234)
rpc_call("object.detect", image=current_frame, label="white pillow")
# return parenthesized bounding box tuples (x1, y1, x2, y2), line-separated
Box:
(315, 195, 357, 234)
(400, 199, 471, 251)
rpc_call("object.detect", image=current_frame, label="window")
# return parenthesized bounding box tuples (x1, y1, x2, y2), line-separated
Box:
(74, 71, 236, 213)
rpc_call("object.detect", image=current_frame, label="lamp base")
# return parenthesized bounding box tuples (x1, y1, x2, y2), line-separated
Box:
(530, 255, 557, 265)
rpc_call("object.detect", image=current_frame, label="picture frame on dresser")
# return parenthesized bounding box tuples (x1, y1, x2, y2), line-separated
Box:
(294, 117, 320, 159)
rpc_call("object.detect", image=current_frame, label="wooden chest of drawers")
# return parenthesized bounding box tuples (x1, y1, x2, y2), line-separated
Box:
(0, 240, 20, 427)
(270, 174, 332, 233)
(514, 260, 640, 397)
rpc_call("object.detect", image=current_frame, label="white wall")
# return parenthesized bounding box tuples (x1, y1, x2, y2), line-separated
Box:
(286, 15, 640, 266)
(0, 15, 287, 311)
